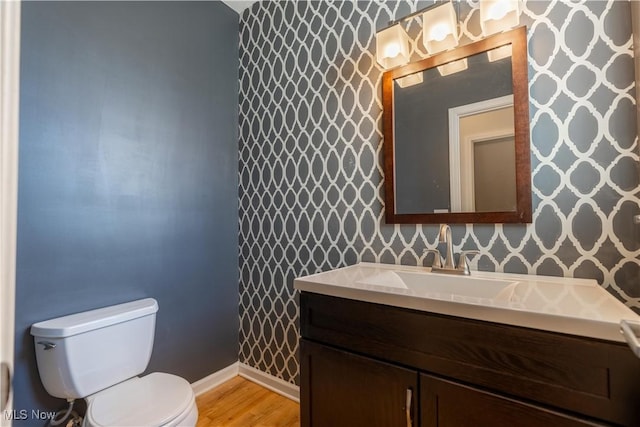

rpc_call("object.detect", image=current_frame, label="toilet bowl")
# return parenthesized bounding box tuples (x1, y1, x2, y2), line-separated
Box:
(84, 373, 198, 427)
(31, 299, 198, 427)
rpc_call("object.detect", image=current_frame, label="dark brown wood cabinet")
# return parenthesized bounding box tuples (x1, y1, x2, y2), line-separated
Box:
(300, 292, 640, 427)
(301, 340, 417, 427)
(420, 374, 605, 427)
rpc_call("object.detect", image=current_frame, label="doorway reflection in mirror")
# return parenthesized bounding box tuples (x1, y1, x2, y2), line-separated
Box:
(448, 95, 516, 213)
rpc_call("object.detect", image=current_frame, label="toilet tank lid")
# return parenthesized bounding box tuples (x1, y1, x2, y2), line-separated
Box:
(30, 298, 159, 338)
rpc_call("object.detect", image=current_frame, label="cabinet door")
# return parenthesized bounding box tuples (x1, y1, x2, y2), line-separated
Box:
(301, 339, 418, 427)
(420, 374, 608, 427)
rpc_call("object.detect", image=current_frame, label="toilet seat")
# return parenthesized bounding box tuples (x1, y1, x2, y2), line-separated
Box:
(84, 372, 196, 426)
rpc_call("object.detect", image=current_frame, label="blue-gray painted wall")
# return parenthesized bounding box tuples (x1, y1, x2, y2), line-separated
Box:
(15, 1, 239, 419)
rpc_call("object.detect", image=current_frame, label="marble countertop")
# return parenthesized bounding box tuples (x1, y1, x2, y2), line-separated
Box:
(293, 262, 640, 343)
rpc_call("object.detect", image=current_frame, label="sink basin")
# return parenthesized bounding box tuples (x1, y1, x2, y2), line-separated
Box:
(358, 270, 518, 302)
(294, 262, 640, 342)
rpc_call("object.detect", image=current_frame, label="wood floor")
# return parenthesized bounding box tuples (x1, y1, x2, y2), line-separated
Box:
(196, 376, 300, 427)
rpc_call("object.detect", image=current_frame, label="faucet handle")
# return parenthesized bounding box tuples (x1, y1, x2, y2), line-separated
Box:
(423, 249, 443, 269)
(457, 250, 480, 275)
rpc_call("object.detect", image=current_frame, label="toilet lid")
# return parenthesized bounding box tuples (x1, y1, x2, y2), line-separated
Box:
(86, 373, 194, 426)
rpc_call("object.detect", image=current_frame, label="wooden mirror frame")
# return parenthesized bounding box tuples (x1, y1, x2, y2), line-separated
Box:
(382, 26, 531, 224)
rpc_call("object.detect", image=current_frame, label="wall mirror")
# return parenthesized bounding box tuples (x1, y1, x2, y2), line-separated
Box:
(382, 26, 531, 224)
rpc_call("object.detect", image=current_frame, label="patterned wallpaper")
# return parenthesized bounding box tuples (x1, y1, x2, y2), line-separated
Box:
(238, 0, 639, 385)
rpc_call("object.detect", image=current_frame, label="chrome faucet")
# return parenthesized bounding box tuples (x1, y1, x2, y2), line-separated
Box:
(427, 224, 480, 275)
(438, 224, 455, 270)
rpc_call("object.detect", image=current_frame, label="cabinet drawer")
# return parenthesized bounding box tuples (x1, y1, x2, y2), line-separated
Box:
(301, 292, 640, 425)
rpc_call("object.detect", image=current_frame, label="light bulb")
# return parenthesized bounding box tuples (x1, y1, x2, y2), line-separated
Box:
(384, 42, 401, 58)
(430, 23, 451, 42)
(489, 1, 509, 20)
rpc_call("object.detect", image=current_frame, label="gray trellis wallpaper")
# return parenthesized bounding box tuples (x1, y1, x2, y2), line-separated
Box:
(238, 0, 640, 385)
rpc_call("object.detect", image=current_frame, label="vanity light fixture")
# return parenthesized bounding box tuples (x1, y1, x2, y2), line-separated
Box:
(375, 1, 459, 70)
(487, 45, 513, 62)
(437, 58, 468, 76)
(480, 0, 520, 36)
(480, 0, 520, 62)
(422, 1, 459, 55)
(375, 24, 411, 69)
(396, 72, 424, 88)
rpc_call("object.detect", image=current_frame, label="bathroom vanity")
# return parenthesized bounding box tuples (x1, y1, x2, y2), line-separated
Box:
(294, 263, 640, 427)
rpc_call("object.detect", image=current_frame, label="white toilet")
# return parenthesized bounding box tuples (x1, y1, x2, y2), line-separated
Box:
(30, 298, 198, 426)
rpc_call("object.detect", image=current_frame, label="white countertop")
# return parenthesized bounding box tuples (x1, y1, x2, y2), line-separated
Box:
(293, 262, 640, 343)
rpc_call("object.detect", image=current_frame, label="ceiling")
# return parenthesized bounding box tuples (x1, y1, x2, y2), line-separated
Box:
(221, 0, 258, 14)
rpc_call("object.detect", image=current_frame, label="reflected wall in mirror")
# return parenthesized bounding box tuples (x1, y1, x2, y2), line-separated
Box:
(382, 26, 531, 224)
(449, 95, 515, 213)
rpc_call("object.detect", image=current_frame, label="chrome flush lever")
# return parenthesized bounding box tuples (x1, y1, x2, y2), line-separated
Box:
(37, 341, 56, 350)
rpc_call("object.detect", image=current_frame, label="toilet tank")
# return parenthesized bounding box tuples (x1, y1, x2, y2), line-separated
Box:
(30, 298, 159, 399)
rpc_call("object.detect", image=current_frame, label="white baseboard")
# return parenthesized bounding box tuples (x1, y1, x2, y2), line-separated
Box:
(191, 361, 239, 396)
(190, 361, 300, 403)
(238, 363, 300, 402)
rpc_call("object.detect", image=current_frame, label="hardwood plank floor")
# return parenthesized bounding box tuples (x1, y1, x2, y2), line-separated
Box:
(196, 376, 300, 427)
